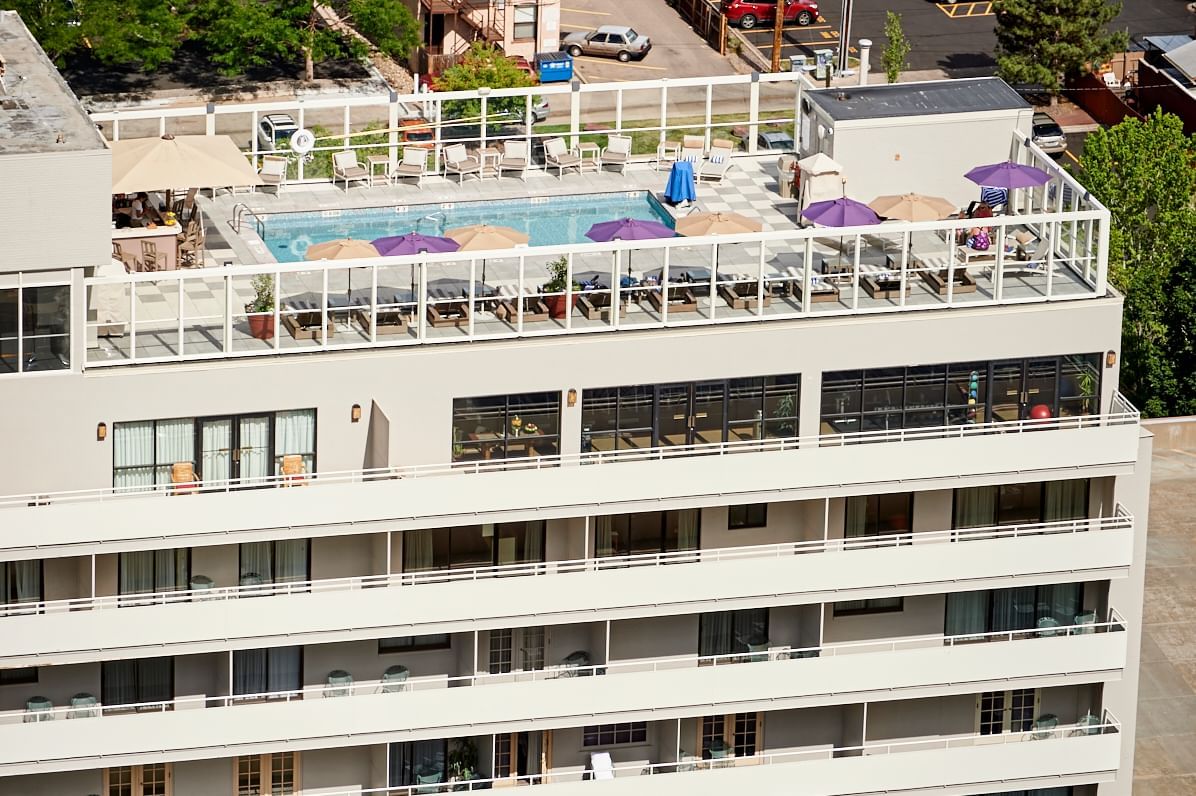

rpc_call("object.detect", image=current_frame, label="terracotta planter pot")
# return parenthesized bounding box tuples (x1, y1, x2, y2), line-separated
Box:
(246, 306, 275, 340)
(544, 294, 577, 320)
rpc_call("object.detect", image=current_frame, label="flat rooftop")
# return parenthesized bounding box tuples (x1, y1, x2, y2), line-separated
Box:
(0, 11, 107, 155)
(806, 77, 1029, 122)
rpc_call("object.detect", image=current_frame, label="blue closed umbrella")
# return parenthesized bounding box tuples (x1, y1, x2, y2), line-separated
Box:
(663, 160, 697, 206)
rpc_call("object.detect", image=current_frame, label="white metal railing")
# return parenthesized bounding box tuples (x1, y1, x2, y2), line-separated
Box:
(1, 616, 1126, 726)
(0, 506, 1133, 618)
(0, 393, 1139, 512)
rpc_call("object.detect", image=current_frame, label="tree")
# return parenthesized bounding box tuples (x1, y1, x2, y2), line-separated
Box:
(344, 0, 420, 64)
(880, 11, 911, 84)
(189, 0, 346, 81)
(994, 0, 1127, 97)
(11, 0, 185, 69)
(434, 43, 536, 122)
(1078, 109, 1196, 416)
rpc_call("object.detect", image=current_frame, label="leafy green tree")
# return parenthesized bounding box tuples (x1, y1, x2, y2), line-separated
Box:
(189, 0, 345, 80)
(994, 0, 1127, 97)
(880, 11, 911, 84)
(434, 43, 536, 122)
(1078, 109, 1196, 416)
(11, 0, 185, 69)
(344, 0, 419, 63)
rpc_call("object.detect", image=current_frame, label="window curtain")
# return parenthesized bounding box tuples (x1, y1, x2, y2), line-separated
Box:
(275, 410, 316, 473)
(119, 551, 156, 595)
(990, 586, 1037, 632)
(113, 421, 154, 489)
(1044, 480, 1088, 522)
(202, 421, 232, 483)
(595, 516, 615, 557)
(1038, 582, 1082, 625)
(699, 611, 734, 657)
(139, 657, 173, 703)
(522, 523, 544, 564)
(405, 530, 435, 571)
(157, 549, 188, 591)
(274, 539, 308, 583)
(154, 418, 194, 485)
(101, 658, 171, 704)
(844, 496, 868, 538)
(389, 740, 447, 786)
(733, 608, 768, 649)
(955, 486, 997, 529)
(240, 542, 273, 584)
(944, 591, 988, 636)
(233, 649, 268, 695)
(267, 646, 302, 692)
(101, 660, 139, 705)
(239, 417, 271, 483)
(676, 509, 699, 551)
(1, 560, 42, 604)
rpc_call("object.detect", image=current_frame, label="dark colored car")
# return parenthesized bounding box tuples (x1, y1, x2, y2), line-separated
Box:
(723, 0, 819, 29)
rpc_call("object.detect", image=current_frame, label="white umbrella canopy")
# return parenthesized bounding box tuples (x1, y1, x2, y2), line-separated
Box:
(868, 193, 956, 222)
(675, 211, 763, 237)
(445, 224, 529, 251)
(111, 134, 263, 194)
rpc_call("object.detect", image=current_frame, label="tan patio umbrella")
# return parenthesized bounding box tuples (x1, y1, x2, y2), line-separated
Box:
(305, 238, 380, 303)
(445, 224, 529, 286)
(675, 211, 763, 237)
(867, 193, 956, 222)
(111, 134, 263, 194)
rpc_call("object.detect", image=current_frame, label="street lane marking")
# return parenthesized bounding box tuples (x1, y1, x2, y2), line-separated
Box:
(573, 56, 668, 71)
(560, 23, 592, 31)
(936, 2, 994, 18)
(562, 7, 611, 14)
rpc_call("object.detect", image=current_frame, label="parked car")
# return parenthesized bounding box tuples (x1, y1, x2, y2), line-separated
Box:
(1031, 112, 1067, 155)
(255, 113, 299, 152)
(561, 25, 651, 62)
(757, 131, 795, 150)
(723, 0, 818, 29)
(508, 55, 538, 83)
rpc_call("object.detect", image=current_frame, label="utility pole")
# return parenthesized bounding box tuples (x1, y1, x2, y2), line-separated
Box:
(838, 0, 854, 74)
(770, 0, 784, 72)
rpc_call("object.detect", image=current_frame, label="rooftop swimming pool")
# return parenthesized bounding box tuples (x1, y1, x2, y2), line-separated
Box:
(259, 192, 675, 262)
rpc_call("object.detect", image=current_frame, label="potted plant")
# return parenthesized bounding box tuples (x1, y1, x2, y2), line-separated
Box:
(246, 274, 275, 340)
(448, 737, 478, 782)
(542, 255, 580, 319)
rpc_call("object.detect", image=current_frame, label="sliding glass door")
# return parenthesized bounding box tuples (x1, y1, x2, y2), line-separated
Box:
(944, 583, 1085, 636)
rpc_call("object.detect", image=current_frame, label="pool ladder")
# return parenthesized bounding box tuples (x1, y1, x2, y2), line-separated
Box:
(416, 212, 446, 234)
(231, 203, 266, 237)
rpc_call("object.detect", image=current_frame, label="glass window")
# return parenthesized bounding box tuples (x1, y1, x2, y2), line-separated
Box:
(948, 583, 1084, 634)
(379, 634, 451, 653)
(978, 690, 1004, 735)
(582, 722, 647, 747)
(513, 4, 537, 39)
(1059, 354, 1101, 417)
(452, 392, 560, 461)
(947, 363, 986, 425)
(954, 480, 1089, 528)
(0, 667, 38, 685)
(240, 539, 309, 585)
(101, 657, 174, 707)
(996, 483, 1043, 526)
(237, 755, 261, 796)
(762, 374, 800, 438)
(106, 766, 133, 796)
(489, 628, 513, 674)
(403, 522, 545, 571)
(728, 504, 768, 529)
(832, 597, 903, 616)
(233, 646, 302, 695)
(271, 751, 297, 794)
(389, 740, 447, 787)
(0, 285, 71, 375)
(733, 713, 758, 757)
(596, 510, 699, 558)
(119, 549, 190, 596)
(699, 608, 769, 656)
(844, 493, 913, 538)
(701, 715, 725, 758)
(0, 560, 43, 606)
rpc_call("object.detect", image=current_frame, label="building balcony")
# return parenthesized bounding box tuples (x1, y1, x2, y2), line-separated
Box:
(0, 509, 1134, 665)
(0, 620, 1126, 776)
(0, 396, 1140, 559)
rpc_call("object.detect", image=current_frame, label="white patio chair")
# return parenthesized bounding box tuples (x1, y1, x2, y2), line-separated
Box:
(443, 144, 481, 184)
(392, 148, 427, 187)
(332, 151, 369, 189)
(601, 134, 632, 174)
(499, 140, 529, 181)
(544, 137, 581, 178)
(257, 155, 287, 193)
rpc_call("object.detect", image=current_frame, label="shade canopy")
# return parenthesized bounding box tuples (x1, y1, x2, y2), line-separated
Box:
(796, 152, 843, 176)
(801, 197, 882, 227)
(964, 160, 1050, 189)
(675, 211, 763, 237)
(305, 238, 380, 261)
(585, 217, 675, 243)
(111, 134, 263, 194)
(446, 224, 529, 251)
(371, 234, 460, 256)
(868, 193, 956, 222)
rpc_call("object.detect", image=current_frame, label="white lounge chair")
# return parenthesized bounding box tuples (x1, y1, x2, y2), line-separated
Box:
(698, 138, 735, 183)
(679, 134, 704, 165)
(258, 155, 287, 193)
(601, 134, 632, 174)
(589, 752, 615, 781)
(499, 140, 529, 181)
(443, 144, 481, 184)
(392, 148, 427, 187)
(544, 137, 581, 178)
(332, 151, 369, 189)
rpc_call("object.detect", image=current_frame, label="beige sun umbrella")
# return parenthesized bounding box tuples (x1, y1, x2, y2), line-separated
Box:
(868, 193, 956, 222)
(445, 224, 529, 286)
(305, 239, 380, 304)
(111, 134, 264, 194)
(675, 211, 763, 237)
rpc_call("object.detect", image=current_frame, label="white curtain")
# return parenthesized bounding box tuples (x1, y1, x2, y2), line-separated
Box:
(119, 551, 156, 595)
(595, 516, 615, 557)
(844, 496, 868, 538)
(240, 542, 273, 583)
(522, 522, 543, 563)
(113, 421, 154, 489)
(202, 421, 232, 483)
(239, 416, 271, 483)
(955, 486, 997, 529)
(233, 649, 268, 695)
(676, 509, 699, 551)
(275, 410, 316, 474)
(274, 539, 309, 583)
(405, 530, 435, 571)
(1, 560, 42, 604)
(154, 419, 194, 484)
(267, 646, 302, 691)
(1044, 480, 1088, 522)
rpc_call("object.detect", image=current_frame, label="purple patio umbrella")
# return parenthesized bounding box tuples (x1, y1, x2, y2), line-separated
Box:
(586, 217, 676, 277)
(372, 233, 461, 303)
(801, 197, 882, 227)
(964, 160, 1050, 189)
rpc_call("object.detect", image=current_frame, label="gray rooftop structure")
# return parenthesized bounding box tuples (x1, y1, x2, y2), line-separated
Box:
(0, 10, 107, 155)
(805, 77, 1030, 122)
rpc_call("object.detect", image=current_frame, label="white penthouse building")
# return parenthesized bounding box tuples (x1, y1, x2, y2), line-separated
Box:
(0, 10, 1149, 796)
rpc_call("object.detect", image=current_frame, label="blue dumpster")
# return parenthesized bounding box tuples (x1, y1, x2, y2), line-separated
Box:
(536, 51, 574, 83)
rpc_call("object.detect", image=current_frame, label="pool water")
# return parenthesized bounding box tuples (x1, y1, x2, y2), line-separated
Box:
(260, 192, 675, 262)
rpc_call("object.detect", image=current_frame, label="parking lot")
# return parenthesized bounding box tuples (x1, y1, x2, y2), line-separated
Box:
(557, 0, 738, 82)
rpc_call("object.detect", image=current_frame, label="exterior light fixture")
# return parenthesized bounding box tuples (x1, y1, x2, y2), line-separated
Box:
(96, 422, 107, 442)
(567, 389, 578, 407)
(1105, 351, 1117, 368)
(351, 404, 362, 423)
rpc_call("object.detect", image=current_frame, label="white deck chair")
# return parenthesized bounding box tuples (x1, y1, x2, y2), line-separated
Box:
(544, 137, 581, 178)
(589, 752, 615, 781)
(258, 155, 288, 193)
(499, 140, 529, 180)
(443, 144, 481, 184)
(332, 151, 369, 189)
(601, 134, 632, 174)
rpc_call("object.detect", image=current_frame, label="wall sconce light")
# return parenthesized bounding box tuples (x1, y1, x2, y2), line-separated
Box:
(567, 389, 577, 407)
(96, 422, 107, 442)
(351, 404, 362, 423)
(1105, 351, 1117, 368)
